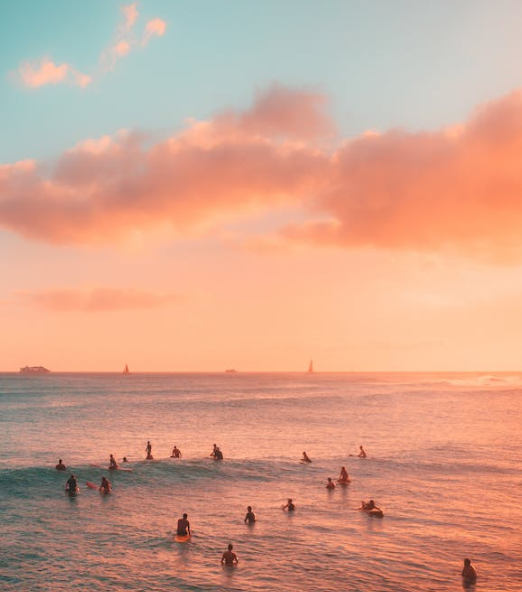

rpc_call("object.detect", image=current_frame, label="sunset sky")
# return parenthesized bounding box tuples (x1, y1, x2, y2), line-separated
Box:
(2, 0, 522, 372)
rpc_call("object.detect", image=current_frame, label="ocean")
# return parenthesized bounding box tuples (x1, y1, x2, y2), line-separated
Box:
(0, 372, 521, 591)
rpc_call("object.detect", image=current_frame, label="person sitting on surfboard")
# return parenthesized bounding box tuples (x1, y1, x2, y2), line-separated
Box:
(215, 447, 223, 460)
(326, 477, 336, 489)
(462, 558, 477, 585)
(301, 451, 312, 463)
(282, 498, 295, 512)
(177, 513, 191, 537)
(145, 441, 153, 460)
(99, 476, 112, 494)
(357, 445, 367, 458)
(109, 454, 119, 470)
(65, 474, 78, 494)
(244, 506, 256, 524)
(210, 444, 218, 458)
(339, 466, 350, 482)
(221, 543, 239, 565)
(55, 459, 67, 471)
(171, 446, 182, 458)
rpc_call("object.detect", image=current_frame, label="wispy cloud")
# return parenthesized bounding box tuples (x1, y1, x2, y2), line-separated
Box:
(3, 84, 522, 262)
(18, 57, 90, 89)
(18, 287, 183, 312)
(16, 3, 166, 88)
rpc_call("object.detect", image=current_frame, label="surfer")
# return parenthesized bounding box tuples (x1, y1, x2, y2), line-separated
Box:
(109, 454, 119, 470)
(145, 441, 153, 460)
(215, 447, 223, 460)
(339, 466, 350, 482)
(122, 456, 129, 463)
(326, 477, 335, 489)
(65, 474, 78, 494)
(282, 498, 295, 512)
(210, 444, 218, 458)
(301, 451, 312, 463)
(99, 476, 112, 494)
(462, 558, 477, 586)
(244, 506, 256, 524)
(361, 500, 381, 512)
(55, 459, 67, 471)
(177, 513, 191, 537)
(171, 446, 182, 458)
(221, 543, 239, 565)
(357, 445, 367, 458)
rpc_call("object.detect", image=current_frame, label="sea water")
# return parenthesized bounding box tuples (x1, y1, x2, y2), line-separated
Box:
(0, 372, 521, 592)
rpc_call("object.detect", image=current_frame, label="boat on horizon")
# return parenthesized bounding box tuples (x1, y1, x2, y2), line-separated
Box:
(123, 364, 130, 374)
(20, 366, 50, 374)
(308, 360, 314, 373)
(225, 368, 237, 373)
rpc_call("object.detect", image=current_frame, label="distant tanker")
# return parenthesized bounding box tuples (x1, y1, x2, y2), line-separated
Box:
(19, 366, 50, 374)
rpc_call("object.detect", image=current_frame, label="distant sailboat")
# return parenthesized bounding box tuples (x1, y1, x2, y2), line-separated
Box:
(123, 364, 130, 374)
(308, 360, 314, 373)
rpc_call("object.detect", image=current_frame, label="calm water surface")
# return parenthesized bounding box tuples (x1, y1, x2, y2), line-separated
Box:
(0, 372, 521, 591)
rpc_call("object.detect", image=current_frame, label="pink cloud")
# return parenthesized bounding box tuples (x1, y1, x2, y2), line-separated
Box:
(143, 18, 167, 44)
(122, 3, 139, 32)
(0, 86, 328, 245)
(19, 58, 69, 88)
(279, 89, 522, 262)
(4, 85, 522, 262)
(18, 287, 183, 312)
(18, 57, 91, 89)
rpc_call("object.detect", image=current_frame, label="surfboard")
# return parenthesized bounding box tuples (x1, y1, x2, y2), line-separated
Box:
(174, 534, 191, 543)
(337, 479, 351, 485)
(86, 481, 98, 490)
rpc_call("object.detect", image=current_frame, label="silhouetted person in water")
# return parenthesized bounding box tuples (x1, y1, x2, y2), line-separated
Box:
(301, 451, 312, 463)
(358, 445, 367, 458)
(462, 558, 477, 586)
(244, 506, 256, 524)
(109, 454, 119, 470)
(55, 459, 67, 471)
(282, 498, 295, 511)
(326, 477, 335, 489)
(65, 474, 78, 494)
(99, 476, 112, 493)
(177, 513, 191, 536)
(171, 446, 181, 458)
(221, 543, 238, 565)
(146, 441, 153, 460)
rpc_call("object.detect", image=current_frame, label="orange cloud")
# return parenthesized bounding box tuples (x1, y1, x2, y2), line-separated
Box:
(18, 287, 183, 312)
(17, 4, 165, 87)
(279, 89, 522, 262)
(0, 86, 328, 245)
(19, 58, 75, 88)
(3, 85, 522, 261)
